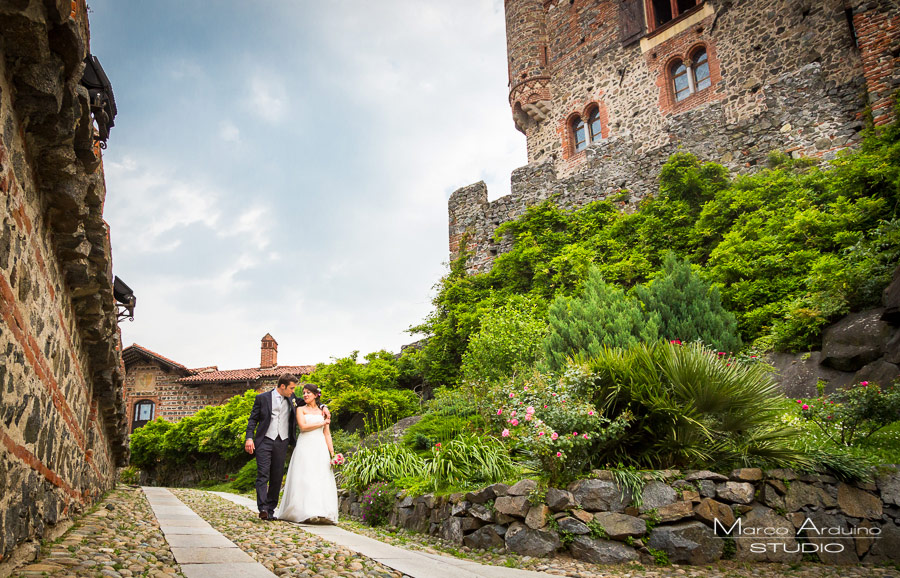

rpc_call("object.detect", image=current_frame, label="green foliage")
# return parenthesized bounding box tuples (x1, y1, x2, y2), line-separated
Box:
(341, 444, 426, 491)
(634, 252, 741, 352)
(401, 390, 485, 452)
(798, 381, 900, 446)
(648, 547, 671, 566)
(232, 459, 258, 492)
(461, 296, 547, 385)
(410, 121, 900, 386)
(359, 481, 396, 527)
(331, 429, 361, 455)
(307, 350, 422, 429)
(118, 466, 140, 484)
(576, 341, 807, 470)
(425, 434, 517, 491)
(542, 268, 660, 373)
(128, 390, 258, 469)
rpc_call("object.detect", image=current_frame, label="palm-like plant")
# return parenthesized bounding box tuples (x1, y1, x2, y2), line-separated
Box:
(573, 341, 808, 470)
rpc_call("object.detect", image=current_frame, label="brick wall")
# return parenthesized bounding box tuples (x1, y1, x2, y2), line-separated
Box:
(0, 1, 127, 564)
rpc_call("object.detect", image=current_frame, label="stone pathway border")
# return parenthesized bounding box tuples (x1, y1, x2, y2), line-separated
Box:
(144, 487, 276, 578)
(209, 491, 552, 578)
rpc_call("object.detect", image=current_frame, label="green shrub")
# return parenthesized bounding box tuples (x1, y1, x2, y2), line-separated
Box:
(634, 252, 741, 352)
(359, 481, 397, 527)
(577, 341, 806, 470)
(542, 267, 660, 373)
(461, 296, 547, 384)
(424, 434, 517, 491)
(331, 429, 361, 455)
(129, 417, 174, 469)
(118, 466, 140, 484)
(341, 444, 426, 491)
(798, 381, 900, 446)
(232, 459, 258, 493)
(401, 390, 485, 451)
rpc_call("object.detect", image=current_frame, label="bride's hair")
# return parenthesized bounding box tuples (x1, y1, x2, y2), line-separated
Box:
(301, 383, 322, 408)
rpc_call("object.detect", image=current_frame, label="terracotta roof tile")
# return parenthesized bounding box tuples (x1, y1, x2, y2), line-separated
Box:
(123, 344, 191, 374)
(178, 365, 315, 385)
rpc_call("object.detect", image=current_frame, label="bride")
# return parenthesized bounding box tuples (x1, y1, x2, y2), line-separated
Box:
(276, 383, 339, 523)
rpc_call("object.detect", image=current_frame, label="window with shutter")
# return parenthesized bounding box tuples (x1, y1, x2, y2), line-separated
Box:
(619, 0, 645, 46)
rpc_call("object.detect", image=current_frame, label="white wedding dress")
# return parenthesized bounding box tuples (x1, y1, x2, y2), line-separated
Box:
(276, 413, 339, 523)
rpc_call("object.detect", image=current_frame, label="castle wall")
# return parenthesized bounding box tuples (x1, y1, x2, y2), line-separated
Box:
(0, 0, 126, 564)
(452, 0, 900, 274)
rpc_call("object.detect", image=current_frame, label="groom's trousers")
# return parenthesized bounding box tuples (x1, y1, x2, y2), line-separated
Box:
(255, 436, 289, 514)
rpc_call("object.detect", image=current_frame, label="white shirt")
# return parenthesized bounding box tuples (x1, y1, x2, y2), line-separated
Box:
(264, 389, 291, 441)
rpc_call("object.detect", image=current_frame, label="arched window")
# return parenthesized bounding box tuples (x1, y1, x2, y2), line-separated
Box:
(572, 116, 587, 152)
(133, 399, 155, 431)
(671, 60, 690, 102)
(692, 48, 710, 91)
(588, 108, 603, 143)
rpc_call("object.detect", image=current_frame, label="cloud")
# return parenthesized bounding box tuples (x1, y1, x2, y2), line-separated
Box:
(244, 71, 288, 123)
(218, 120, 241, 143)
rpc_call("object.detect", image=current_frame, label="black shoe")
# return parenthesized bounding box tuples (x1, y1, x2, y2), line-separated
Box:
(258, 511, 269, 520)
(268, 511, 277, 521)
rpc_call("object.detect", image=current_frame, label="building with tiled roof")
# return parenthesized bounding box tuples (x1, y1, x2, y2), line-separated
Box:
(122, 335, 314, 431)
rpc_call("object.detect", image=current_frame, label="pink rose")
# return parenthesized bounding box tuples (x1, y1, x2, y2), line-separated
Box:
(501, 429, 510, 437)
(551, 432, 558, 440)
(509, 393, 515, 398)
(524, 386, 528, 391)
(511, 419, 519, 426)
(582, 434, 588, 439)
(525, 415, 532, 421)
(526, 406, 535, 415)
(538, 431, 545, 436)
(511, 410, 517, 417)
(556, 452, 562, 457)
(861, 381, 869, 387)
(573, 431, 578, 436)
(497, 409, 503, 416)
(588, 411, 594, 416)
(802, 404, 809, 410)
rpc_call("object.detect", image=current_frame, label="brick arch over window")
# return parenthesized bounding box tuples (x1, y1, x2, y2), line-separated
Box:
(132, 398, 156, 431)
(569, 112, 587, 154)
(656, 40, 722, 114)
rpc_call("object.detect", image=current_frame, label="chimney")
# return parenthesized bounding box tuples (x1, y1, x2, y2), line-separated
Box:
(260, 333, 278, 368)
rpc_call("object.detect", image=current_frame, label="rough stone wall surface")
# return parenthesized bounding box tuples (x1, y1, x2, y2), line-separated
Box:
(340, 468, 900, 565)
(452, 0, 899, 274)
(0, 0, 126, 564)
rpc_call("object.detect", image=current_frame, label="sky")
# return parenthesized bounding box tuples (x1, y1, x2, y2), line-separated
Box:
(88, 0, 526, 369)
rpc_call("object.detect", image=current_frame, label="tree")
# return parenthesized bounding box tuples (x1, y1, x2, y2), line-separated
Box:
(542, 267, 659, 372)
(634, 252, 741, 352)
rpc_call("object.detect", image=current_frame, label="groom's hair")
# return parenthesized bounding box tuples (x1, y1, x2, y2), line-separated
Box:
(277, 373, 298, 388)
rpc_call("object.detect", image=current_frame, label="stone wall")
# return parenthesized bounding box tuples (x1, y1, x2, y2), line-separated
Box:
(340, 468, 900, 565)
(0, 0, 127, 566)
(452, 0, 900, 275)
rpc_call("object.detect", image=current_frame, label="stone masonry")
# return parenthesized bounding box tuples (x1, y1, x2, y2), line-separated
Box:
(450, 0, 900, 274)
(0, 0, 128, 566)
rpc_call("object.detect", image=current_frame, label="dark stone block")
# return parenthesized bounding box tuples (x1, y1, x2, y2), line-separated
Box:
(821, 310, 894, 372)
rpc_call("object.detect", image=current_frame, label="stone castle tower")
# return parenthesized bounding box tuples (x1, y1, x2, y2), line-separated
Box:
(450, 0, 900, 273)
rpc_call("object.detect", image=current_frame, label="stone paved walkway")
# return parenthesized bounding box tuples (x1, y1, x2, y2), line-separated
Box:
(208, 491, 552, 578)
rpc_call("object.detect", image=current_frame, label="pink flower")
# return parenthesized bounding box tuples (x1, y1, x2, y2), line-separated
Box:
(509, 393, 515, 398)
(802, 404, 809, 410)
(582, 434, 588, 439)
(511, 419, 519, 426)
(497, 409, 503, 416)
(796, 399, 802, 403)
(538, 431, 545, 436)
(501, 429, 510, 437)
(526, 406, 535, 415)
(435, 443, 441, 447)
(861, 381, 869, 387)
(588, 410, 594, 416)
(511, 410, 517, 417)
(551, 432, 558, 440)
(525, 415, 533, 421)
(670, 339, 682, 345)
(543, 405, 548, 409)
(573, 431, 578, 436)
(556, 452, 562, 457)
(524, 386, 528, 391)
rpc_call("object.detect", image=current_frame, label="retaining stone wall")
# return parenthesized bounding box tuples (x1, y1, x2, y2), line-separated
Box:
(339, 468, 900, 565)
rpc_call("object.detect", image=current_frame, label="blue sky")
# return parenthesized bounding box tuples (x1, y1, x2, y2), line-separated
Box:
(89, 0, 526, 369)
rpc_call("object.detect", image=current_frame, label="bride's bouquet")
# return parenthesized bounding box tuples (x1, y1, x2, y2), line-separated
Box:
(330, 453, 345, 467)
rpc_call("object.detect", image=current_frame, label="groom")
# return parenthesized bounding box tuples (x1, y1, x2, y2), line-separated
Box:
(245, 373, 331, 520)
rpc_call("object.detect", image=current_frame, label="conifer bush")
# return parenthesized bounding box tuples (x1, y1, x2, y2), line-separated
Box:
(634, 252, 741, 352)
(542, 268, 660, 373)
